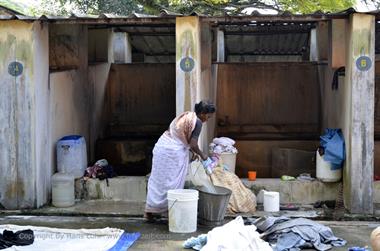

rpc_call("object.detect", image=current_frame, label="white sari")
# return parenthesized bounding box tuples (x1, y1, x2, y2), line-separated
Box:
(145, 112, 197, 213)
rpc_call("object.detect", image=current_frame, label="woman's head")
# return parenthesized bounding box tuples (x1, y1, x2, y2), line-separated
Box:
(194, 100, 216, 122)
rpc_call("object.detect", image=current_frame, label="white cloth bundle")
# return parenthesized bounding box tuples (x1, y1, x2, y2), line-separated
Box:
(209, 137, 238, 154)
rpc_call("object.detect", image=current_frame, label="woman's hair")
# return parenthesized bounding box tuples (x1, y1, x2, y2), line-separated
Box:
(194, 100, 216, 114)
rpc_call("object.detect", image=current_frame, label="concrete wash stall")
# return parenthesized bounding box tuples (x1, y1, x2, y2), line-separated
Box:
(0, 13, 377, 215)
(210, 14, 376, 214)
(212, 21, 324, 179)
(88, 24, 176, 176)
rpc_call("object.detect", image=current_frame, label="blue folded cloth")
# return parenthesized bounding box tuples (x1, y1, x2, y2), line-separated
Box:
(202, 158, 212, 167)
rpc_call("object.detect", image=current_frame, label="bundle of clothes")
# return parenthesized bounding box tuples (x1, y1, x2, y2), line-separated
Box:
(184, 216, 271, 251)
(209, 137, 238, 155)
(190, 137, 257, 214)
(183, 216, 347, 251)
(0, 229, 34, 250)
(83, 159, 116, 186)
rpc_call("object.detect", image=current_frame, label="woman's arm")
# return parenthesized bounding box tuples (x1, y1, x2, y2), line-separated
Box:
(190, 138, 208, 161)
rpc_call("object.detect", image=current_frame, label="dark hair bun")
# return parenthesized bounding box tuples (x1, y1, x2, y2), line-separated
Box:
(194, 100, 216, 114)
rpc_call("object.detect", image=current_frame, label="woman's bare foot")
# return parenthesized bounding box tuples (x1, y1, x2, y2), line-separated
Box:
(144, 212, 155, 223)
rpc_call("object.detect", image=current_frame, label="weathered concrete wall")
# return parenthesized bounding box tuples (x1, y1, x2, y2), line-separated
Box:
(0, 21, 49, 209)
(88, 29, 110, 63)
(243, 179, 340, 204)
(88, 63, 111, 161)
(75, 177, 147, 202)
(49, 24, 89, 175)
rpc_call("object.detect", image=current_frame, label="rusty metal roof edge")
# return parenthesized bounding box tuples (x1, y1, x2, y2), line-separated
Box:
(0, 7, 380, 23)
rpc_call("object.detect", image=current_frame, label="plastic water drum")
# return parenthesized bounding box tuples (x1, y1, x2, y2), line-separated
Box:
(263, 191, 280, 212)
(52, 172, 75, 207)
(168, 189, 198, 233)
(220, 152, 237, 174)
(316, 151, 342, 182)
(57, 135, 87, 178)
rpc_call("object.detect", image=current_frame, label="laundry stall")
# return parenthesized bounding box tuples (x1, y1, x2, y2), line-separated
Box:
(212, 21, 324, 178)
(89, 24, 176, 176)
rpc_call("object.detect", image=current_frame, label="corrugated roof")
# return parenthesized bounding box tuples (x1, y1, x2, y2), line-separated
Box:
(224, 22, 312, 56)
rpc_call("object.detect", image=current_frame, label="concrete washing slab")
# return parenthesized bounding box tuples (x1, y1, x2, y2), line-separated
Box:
(74, 176, 345, 205)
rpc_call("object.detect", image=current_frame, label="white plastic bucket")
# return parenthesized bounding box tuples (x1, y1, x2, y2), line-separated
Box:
(316, 151, 342, 182)
(52, 172, 75, 207)
(220, 152, 237, 174)
(167, 189, 199, 233)
(263, 191, 280, 212)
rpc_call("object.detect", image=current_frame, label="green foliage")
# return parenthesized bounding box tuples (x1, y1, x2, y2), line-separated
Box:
(277, 0, 356, 14)
(33, 0, 358, 16)
(0, 0, 29, 15)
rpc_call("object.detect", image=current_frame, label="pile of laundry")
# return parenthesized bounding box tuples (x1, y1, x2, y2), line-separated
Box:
(249, 216, 347, 251)
(184, 216, 347, 251)
(189, 160, 257, 213)
(183, 216, 272, 251)
(209, 137, 238, 154)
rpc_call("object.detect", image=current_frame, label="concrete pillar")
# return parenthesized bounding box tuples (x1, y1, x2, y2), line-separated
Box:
(176, 17, 215, 151)
(343, 13, 375, 214)
(176, 16, 201, 115)
(0, 21, 49, 209)
(112, 32, 132, 63)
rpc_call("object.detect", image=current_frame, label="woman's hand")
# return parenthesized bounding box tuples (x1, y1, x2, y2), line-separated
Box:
(191, 153, 200, 162)
(201, 153, 208, 161)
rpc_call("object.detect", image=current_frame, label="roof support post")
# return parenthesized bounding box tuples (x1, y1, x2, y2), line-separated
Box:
(176, 16, 214, 151)
(343, 13, 375, 214)
(0, 21, 49, 209)
(175, 16, 201, 115)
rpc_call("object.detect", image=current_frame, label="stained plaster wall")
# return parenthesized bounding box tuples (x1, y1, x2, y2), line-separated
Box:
(88, 63, 111, 161)
(0, 21, 49, 209)
(49, 24, 90, 175)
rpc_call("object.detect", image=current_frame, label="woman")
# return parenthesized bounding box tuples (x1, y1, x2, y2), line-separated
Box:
(145, 100, 216, 221)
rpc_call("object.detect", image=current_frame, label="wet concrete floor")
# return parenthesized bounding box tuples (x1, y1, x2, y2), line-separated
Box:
(0, 215, 377, 250)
